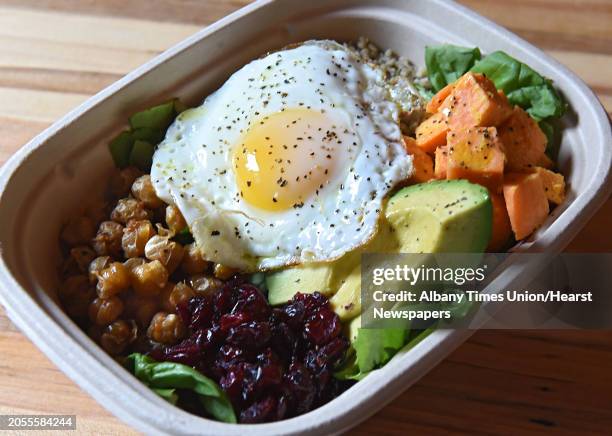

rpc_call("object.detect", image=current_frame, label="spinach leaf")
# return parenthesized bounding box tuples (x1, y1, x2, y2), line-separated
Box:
(470, 51, 566, 120)
(335, 327, 406, 381)
(108, 99, 188, 170)
(126, 353, 236, 423)
(129, 100, 176, 131)
(425, 45, 481, 92)
(423, 45, 566, 123)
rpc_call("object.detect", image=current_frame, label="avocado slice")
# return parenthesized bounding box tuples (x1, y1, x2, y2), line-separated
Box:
(265, 216, 399, 306)
(267, 180, 492, 309)
(386, 180, 492, 253)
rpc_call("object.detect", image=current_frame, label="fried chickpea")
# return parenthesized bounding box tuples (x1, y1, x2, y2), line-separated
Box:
(189, 275, 223, 294)
(111, 198, 151, 224)
(59, 275, 95, 320)
(122, 220, 156, 258)
(59, 275, 90, 300)
(92, 221, 124, 257)
(147, 312, 185, 345)
(88, 256, 111, 283)
(100, 320, 136, 355)
(181, 243, 210, 275)
(70, 246, 96, 272)
(96, 262, 130, 298)
(131, 175, 164, 209)
(130, 260, 168, 297)
(61, 216, 96, 246)
(165, 205, 187, 234)
(144, 236, 184, 274)
(214, 263, 239, 280)
(110, 167, 142, 197)
(160, 282, 195, 312)
(123, 257, 146, 273)
(88, 296, 124, 326)
(124, 292, 160, 328)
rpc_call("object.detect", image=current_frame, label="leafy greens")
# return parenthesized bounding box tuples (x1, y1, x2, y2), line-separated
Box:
(422, 45, 566, 123)
(125, 353, 236, 423)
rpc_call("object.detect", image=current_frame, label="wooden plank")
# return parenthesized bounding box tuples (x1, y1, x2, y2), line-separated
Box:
(0, 7, 200, 52)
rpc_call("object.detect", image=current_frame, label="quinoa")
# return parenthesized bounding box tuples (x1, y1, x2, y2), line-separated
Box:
(346, 37, 428, 135)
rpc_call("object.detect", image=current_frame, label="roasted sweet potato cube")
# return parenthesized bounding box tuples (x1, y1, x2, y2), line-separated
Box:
(403, 136, 434, 183)
(415, 112, 449, 153)
(434, 146, 448, 179)
(441, 72, 512, 129)
(534, 167, 566, 204)
(537, 153, 555, 169)
(498, 106, 548, 171)
(487, 192, 512, 252)
(446, 127, 505, 192)
(426, 83, 455, 114)
(503, 172, 550, 240)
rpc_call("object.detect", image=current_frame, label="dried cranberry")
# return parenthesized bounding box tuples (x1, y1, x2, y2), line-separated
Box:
(219, 312, 250, 332)
(161, 340, 201, 366)
(270, 322, 298, 361)
(188, 296, 213, 330)
(175, 300, 191, 326)
(232, 284, 270, 321)
(283, 362, 316, 414)
(193, 326, 223, 352)
(218, 344, 247, 364)
(276, 395, 289, 421)
(220, 364, 245, 403)
(239, 396, 277, 423)
(281, 300, 306, 329)
(227, 321, 271, 350)
(292, 292, 326, 314)
(256, 348, 281, 367)
(146, 281, 352, 423)
(214, 285, 235, 314)
(256, 362, 283, 390)
(303, 307, 341, 345)
(305, 336, 349, 372)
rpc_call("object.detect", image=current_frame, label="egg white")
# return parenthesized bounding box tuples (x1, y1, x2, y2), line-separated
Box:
(151, 40, 413, 271)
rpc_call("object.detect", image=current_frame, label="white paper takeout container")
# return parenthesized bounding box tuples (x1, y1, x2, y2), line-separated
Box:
(0, 0, 610, 434)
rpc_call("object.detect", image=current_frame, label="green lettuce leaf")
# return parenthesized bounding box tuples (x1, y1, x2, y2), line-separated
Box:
(425, 45, 481, 92)
(470, 51, 566, 120)
(335, 328, 406, 381)
(423, 45, 566, 123)
(125, 353, 236, 423)
(108, 99, 188, 170)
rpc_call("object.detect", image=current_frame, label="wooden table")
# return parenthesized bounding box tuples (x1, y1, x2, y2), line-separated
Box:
(0, 0, 610, 434)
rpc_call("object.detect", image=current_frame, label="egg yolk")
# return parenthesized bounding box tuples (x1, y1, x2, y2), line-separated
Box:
(233, 108, 350, 211)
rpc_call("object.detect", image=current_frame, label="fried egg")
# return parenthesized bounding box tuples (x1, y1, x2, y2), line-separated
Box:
(151, 40, 413, 270)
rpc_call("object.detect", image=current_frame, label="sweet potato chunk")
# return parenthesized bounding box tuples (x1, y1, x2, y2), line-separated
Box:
(537, 153, 554, 169)
(426, 83, 454, 114)
(415, 112, 449, 153)
(534, 167, 566, 204)
(404, 136, 434, 183)
(487, 192, 512, 252)
(446, 127, 505, 192)
(441, 72, 512, 129)
(503, 172, 550, 240)
(434, 146, 448, 179)
(498, 106, 547, 171)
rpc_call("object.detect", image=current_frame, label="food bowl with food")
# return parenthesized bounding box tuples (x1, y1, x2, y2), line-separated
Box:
(0, 0, 610, 434)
